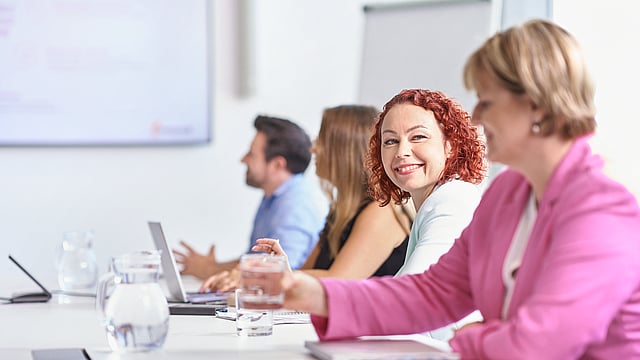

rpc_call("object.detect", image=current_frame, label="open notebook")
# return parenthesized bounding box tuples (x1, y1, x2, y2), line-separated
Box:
(305, 338, 459, 360)
(148, 221, 229, 305)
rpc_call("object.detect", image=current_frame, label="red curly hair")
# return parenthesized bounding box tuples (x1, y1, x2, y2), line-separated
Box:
(367, 89, 486, 206)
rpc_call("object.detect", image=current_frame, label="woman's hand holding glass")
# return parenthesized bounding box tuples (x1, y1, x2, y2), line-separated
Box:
(252, 238, 292, 272)
(282, 271, 328, 317)
(249, 238, 327, 316)
(200, 238, 291, 293)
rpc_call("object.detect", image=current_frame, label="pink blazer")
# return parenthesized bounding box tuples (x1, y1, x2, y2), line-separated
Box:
(312, 136, 640, 359)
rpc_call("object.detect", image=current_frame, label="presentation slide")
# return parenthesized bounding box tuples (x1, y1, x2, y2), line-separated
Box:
(0, 0, 210, 145)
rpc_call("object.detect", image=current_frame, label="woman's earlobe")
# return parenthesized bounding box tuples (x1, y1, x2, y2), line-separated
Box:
(530, 100, 546, 121)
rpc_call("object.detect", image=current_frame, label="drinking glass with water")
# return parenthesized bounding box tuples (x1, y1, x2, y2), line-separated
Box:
(236, 254, 286, 336)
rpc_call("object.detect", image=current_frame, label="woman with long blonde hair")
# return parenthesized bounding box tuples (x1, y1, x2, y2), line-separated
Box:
(293, 105, 411, 278)
(202, 105, 411, 290)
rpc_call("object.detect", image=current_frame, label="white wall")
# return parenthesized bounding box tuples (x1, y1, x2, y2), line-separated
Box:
(2, 0, 639, 291)
(554, 0, 640, 198)
(0, 0, 368, 290)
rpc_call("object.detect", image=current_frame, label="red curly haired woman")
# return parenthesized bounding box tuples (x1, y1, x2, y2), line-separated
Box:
(366, 89, 486, 341)
(368, 89, 486, 277)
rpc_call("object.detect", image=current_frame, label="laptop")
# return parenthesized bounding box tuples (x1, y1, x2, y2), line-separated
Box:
(148, 221, 228, 308)
(6, 255, 52, 303)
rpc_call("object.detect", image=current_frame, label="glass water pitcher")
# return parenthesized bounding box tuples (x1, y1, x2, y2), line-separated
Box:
(57, 230, 98, 291)
(96, 250, 169, 353)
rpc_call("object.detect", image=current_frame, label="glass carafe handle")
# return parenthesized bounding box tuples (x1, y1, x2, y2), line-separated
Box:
(95, 271, 115, 326)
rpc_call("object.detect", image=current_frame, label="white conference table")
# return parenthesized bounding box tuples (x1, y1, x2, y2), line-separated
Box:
(0, 294, 319, 360)
(1, 274, 455, 359)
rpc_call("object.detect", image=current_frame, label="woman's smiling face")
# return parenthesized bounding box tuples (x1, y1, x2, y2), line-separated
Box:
(380, 103, 451, 206)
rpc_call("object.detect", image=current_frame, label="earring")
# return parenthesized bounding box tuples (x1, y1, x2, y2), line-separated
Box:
(531, 122, 541, 134)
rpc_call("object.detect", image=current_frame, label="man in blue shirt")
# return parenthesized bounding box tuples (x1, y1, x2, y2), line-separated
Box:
(174, 115, 327, 279)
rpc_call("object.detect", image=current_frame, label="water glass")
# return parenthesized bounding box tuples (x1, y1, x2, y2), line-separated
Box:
(239, 253, 286, 309)
(235, 254, 286, 336)
(236, 288, 275, 336)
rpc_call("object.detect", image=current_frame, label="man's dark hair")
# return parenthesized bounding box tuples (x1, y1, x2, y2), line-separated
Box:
(254, 115, 312, 174)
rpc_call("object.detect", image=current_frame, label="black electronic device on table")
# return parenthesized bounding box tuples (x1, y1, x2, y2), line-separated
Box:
(6, 255, 52, 303)
(168, 302, 226, 316)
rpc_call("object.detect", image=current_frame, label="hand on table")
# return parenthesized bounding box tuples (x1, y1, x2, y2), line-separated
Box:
(200, 267, 241, 293)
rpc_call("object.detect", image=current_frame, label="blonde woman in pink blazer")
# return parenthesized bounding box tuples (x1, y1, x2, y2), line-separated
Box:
(281, 19, 640, 359)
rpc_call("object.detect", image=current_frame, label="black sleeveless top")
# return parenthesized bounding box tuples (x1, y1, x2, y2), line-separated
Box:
(313, 199, 409, 277)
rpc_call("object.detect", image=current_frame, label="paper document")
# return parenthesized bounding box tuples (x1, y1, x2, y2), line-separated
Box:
(216, 308, 310, 325)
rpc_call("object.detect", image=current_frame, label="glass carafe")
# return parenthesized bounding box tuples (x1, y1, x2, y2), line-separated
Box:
(57, 230, 98, 291)
(96, 251, 169, 353)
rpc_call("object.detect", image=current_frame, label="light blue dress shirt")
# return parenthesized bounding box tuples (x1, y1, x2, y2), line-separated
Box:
(248, 174, 327, 269)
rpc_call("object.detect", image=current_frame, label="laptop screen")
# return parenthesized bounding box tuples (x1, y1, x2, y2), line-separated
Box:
(147, 221, 227, 304)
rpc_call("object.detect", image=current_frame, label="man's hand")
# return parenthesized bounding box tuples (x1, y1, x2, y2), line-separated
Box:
(173, 240, 217, 280)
